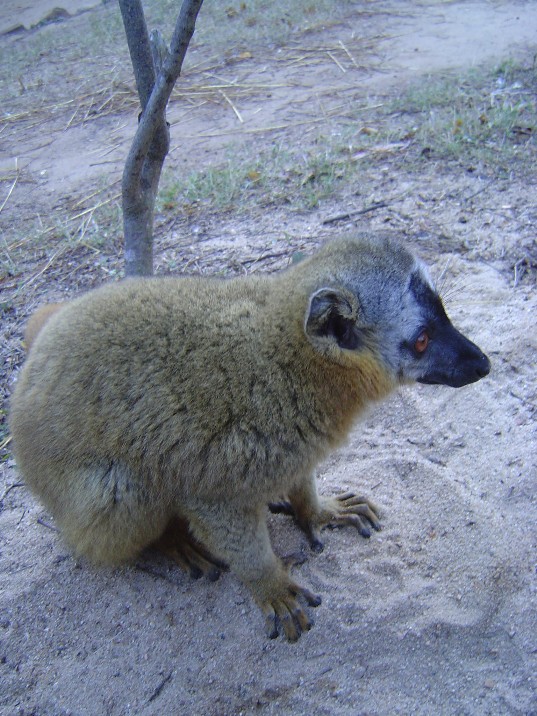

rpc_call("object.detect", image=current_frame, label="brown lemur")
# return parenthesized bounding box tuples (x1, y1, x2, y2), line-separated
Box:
(10, 233, 490, 641)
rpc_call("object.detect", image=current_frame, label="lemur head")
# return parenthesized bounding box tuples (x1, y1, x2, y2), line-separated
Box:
(304, 234, 490, 388)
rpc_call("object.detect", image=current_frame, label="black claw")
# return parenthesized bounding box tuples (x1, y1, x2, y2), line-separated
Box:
(211, 556, 229, 572)
(189, 565, 203, 579)
(268, 501, 294, 516)
(207, 567, 221, 582)
(265, 617, 279, 640)
(291, 607, 314, 635)
(302, 590, 322, 608)
(360, 527, 372, 539)
(311, 539, 324, 554)
(282, 551, 308, 568)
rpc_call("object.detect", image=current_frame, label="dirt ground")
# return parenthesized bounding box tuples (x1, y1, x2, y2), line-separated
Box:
(1, 1, 536, 715)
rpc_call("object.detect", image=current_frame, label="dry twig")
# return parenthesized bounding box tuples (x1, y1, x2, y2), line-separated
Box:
(1, 481, 23, 502)
(0, 165, 20, 215)
(218, 89, 243, 123)
(322, 201, 388, 225)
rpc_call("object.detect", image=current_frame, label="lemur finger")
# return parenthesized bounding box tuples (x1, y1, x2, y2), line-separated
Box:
(268, 500, 295, 516)
(276, 602, 300, 642)
(332, 513, 372, 538)
(183, 541, 229, 572)
(342, 503, 381, 531)
(263, 607, 279, 640)
(180, 543, 228, 580)
(308, 527, 324, 553)
(290, 581, 322, 608)
(262, 598, 311, 641)
(337, 492, 380, 517)
(291, 603, 314, 634)
(281, 551, 308, 569)
(164, 547, 203, 579)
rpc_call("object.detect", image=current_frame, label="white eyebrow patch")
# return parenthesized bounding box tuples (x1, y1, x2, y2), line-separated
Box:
(414, 258, 436, 292)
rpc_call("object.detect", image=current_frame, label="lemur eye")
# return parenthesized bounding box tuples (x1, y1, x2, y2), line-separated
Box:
(414, 331, 429, 353)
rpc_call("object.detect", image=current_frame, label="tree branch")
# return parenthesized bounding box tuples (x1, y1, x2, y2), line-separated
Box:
(118, 0, 156, 110)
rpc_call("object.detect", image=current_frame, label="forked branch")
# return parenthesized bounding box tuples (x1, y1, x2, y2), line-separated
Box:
(119, 0, 204, 276)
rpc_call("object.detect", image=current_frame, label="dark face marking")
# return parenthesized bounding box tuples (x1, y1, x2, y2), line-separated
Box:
(406, 272, 491, 388)
(409, 272, 449, 335)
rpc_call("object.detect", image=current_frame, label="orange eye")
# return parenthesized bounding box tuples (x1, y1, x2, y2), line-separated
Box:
(415, 331, 429, 353)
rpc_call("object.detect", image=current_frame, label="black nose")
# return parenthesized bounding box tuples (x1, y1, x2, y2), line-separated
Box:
(476, 353, 491, 379)
(416, 326, 491, 388)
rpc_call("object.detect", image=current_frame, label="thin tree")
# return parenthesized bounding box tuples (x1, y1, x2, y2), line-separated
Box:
(118, 0, 204, 276)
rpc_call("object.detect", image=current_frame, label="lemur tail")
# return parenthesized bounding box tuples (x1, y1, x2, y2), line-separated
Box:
(24, 303, 64, 351)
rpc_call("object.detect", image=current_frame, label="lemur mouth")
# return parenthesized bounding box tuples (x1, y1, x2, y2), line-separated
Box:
(417, 355, 490, 388)
(417, 377, 441, 386)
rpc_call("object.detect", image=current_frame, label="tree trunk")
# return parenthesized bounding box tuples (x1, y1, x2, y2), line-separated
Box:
(119, 0, 204, 276)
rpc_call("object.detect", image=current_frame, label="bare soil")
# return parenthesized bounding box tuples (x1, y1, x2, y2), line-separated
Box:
(1, 2, 536, 715)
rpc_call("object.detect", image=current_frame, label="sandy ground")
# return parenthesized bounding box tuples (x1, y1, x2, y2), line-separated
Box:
(0, 0, 101, 35)
(1, 2, 536, 715)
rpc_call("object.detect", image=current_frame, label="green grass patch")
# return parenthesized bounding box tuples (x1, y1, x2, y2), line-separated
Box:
(158, 138, 352, 216)
(156, 59, 537, 221)
(387, 61, 536, 170)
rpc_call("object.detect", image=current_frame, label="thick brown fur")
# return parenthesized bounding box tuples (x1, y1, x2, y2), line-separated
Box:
(10, 234, 487, 640)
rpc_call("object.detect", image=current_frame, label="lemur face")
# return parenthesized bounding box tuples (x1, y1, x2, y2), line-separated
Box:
(303, 234, 490, 389)
(389, 265, 491, 388)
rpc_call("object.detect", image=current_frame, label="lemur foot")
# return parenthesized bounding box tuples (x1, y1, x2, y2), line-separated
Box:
(255, 575, 321, 642)
(270, 491, 381, 552)
(323, 491, 381, 538)
(154, 516, 228, 581)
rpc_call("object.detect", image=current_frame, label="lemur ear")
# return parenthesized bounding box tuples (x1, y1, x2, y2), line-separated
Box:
(305, 287, 362, 350)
